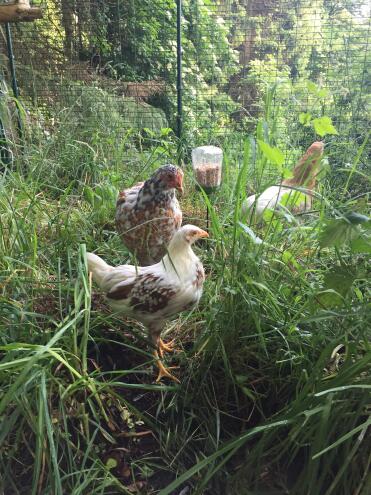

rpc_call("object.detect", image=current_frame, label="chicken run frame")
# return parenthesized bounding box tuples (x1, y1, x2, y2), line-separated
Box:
(0, 1, 370, 170)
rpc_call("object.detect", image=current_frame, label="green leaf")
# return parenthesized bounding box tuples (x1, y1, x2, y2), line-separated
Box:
(317, 88, 330, 98)
(83, 186, 95, 206)
(312, 418, 371, 459)
(312, 116, 338, 137)
(160, 127, 173, 136)
(350, 236, 371, 254)
(238, 222, 263, 244)
(319, 218, 360, 249)
(282, 250, 299, 269)
(323, 266, 357, 297)
(280, 191, 307, 208)
(257, 140, 285, 167)
(240, 386, 256, 400)
(316, 289, 344, 308)
(282, 167, 293, 179)
(299, 112, 312, 125)
(105, 458, 118, 470)
(262, 209, 275, 222)
(307, 80, 318, 94)
(306, 81, 330, 99)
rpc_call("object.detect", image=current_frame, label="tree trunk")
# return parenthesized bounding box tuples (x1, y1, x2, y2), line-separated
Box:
(61, 0, 75, 60)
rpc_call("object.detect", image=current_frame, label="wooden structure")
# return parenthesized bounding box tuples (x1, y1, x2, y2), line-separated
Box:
(0, 0, 43, 23)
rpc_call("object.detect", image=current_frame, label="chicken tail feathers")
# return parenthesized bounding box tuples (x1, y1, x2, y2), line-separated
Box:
(87, 253, 112, 288)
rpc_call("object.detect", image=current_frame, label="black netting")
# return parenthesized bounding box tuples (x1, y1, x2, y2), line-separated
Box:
(0, 1, 370, 167)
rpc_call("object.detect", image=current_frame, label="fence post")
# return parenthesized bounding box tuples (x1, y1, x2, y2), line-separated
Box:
(5, 22, 23, 139)
(176, 0, 183, 160)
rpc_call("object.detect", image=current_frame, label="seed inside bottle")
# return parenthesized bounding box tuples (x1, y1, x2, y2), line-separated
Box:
(195, 163, 221, 188)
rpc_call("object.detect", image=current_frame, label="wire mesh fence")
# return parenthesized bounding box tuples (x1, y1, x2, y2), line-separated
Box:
(0, 0, 370, 167)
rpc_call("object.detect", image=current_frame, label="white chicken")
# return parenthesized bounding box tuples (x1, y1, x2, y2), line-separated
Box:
(242, 141, 324, 222)
(87, 225, 208, 383)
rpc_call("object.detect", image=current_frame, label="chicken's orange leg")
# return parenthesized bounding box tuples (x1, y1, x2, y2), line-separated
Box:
(150, 331, 179, 383)
(158, 338, 176, 357)
(153, 349, 180, 383)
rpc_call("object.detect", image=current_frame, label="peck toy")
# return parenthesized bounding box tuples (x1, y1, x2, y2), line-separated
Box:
(192, 145, 223, 231)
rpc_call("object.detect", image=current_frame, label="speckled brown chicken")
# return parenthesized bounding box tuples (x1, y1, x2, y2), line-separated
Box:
(87, 225, 208, 383)
(115, 165, 184, 265)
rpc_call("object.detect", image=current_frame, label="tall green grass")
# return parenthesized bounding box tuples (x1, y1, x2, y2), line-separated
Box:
(0, 107, 370, 494)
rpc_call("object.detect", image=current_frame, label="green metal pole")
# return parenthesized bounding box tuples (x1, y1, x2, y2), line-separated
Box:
(5, 22, 23, 138)
(176, 0, 183, 164)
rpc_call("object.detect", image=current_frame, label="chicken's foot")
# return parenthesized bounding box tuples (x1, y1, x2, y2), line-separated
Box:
(153, 351, 180, 383)
(158, 338, 175, 357)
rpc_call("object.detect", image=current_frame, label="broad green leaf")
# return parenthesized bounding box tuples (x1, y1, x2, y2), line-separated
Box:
(257, 140, 285, 167)
(323, 266, 357, 297)
(299, 112, 312, 125)
(160, 127, 173, 136)
(306, 81, 330, 99)
(350, 236, 371, 253)
(319, 218, 360, 248)
(318, 88, 330, 98)
(312, 116, 338, 137)
(262, 209, 275, 222)
(316, 289, 344, 308)
(307, 80, 319, 94)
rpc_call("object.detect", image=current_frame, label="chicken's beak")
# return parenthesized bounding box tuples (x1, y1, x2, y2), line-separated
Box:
(197, 229, 209, 238)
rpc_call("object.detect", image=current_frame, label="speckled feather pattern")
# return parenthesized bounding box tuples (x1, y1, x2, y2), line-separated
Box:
(115, 175, 182, 265)
(106, 266, 203, 319)
(87, 229, 205, 334)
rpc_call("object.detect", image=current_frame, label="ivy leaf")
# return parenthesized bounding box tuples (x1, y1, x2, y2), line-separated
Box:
(257, 140, 285, 167)
(312, 116, 338, 137)
(319, 218, 360, 249)
(299, 112, 312, 125)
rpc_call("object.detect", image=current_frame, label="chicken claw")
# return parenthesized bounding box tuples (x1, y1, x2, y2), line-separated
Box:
(158, 338, 176, 357)
(154, 352, 180, 383)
